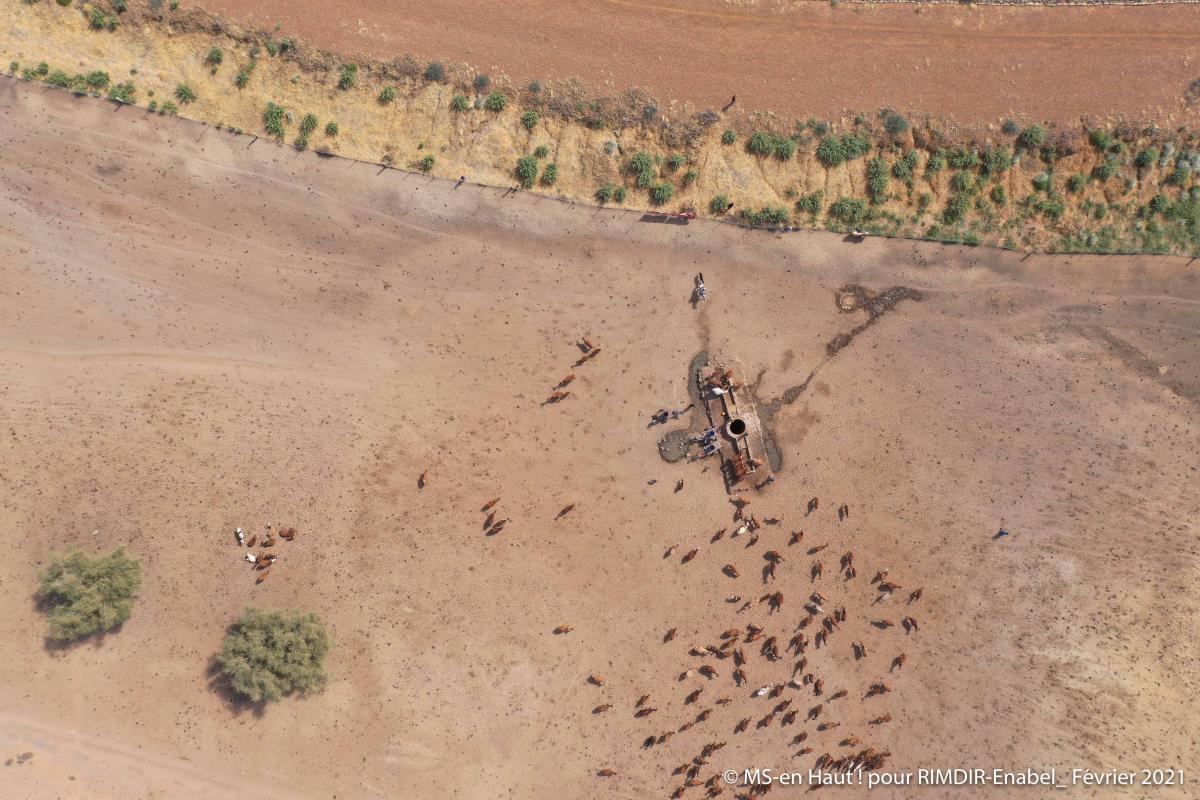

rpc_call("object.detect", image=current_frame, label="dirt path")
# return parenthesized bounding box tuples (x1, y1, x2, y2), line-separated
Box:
(201, 0, 1200, 126)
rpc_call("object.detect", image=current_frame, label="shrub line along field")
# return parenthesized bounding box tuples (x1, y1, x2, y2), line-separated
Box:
(2, 75, 1199, 800)
(3, 1, 1200, 254)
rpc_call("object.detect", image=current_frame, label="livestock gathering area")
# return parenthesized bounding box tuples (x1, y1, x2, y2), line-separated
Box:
(1, 68, 1198, 800)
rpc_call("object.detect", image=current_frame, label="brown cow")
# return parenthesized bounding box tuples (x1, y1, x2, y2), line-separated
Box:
(636, 694, 651, 708)
(723, 564, 740, 578)
(664, 627, 677, 642)
(597, 768, 616, 777)
(256, 569, 269, 584)
(902, 616, 919, 632)
(891, 654, 908, 672)
(588, 674, 606, 686)
(556, 503, 576, 519)
(908, 588, 924, 604)
(634, 707, 657, 718)
(418, 469, 429, 488)
(593, 704, 612, 714)
(553, 625, 573, 634)
(481, 497, 500, 512)
(558, 374, 576, 388)
(682, 549, 699, 564)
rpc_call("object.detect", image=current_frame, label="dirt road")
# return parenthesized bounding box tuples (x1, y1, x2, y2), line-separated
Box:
(201, 0, 1200, 126)
(1, 79, 1198, 799)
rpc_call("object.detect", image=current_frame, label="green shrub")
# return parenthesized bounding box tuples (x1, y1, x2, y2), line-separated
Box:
(947, 147, 979, 170)
(324, 121, 338, 136)
(424, 62, 445, 82)
(843, 133, 871, 159)
(710, 194, 731, 214)
(36, 548, 141, 642)
(596, 183, 616, 203)
(234, 66, 253, 88)
(951, 171, 973, 193)
(473, 74, 491, 93)
(816, 136, 849, 167)
(1033, 195, 1065, 220)
(541, 163, 558, 185)
(1088, 129, 1114, 151)
(7, 61, 17, 74)
(263, 101, 286, 137)
(89, 7, 117, 29)
(46, 70, 72, 88)
(418, 155, 435, 172)
(107, 81, 135, 103)
(35, 62, 50, 76)
(378, 86, 396, 104)
(650, 182, 674, 204)
(1017, 125, 1047, 151)
(85, 70, 109, 89)
(148, 100, 157, 111)
(892, 151, 919, 181)
(925, 149, 947, 175)
(628, 151, 656, 187)
(866, 157, 889, 204)
(483, 91, 507, 112)
(337, 63, 358, 90)
(666, 153, 686, 172)
(742, 206, 789, 226)
(829, 197, 867, 226)
(748, 132, 774, 157)
(206, 47, 223, 66)
(774, 137, 796, 161)
(530, 145, 549, 159)
(264, 39, 279, 57)
(1001, 119, 1020, 136)
(1094, 156, 1119, 181)
(112, 0, 127, 11)
(883, 112, 908, 137)
(516, 155, 539, 187)
(682, 168, 698, 187)
(983, 147, 1011, 177)
(450, 94, 469, 112)
(159, 101, 177, 115)
(807, 118, 830, 136)
(1032, 171, 1052, 192)
(293, 135, 308, 151)
(614, 187, 627, 202)
(299, 113, 318, 136)
(1068, 173, 1086, 193)
(990, 184, 1006, 205)
(795, 190, 822, 216)
(174, 83, 196, 103)
(56, 0, 73, 5)
(216, 608, 330, 703)
(521, 110, 539, 130)
(942, 193, 970, 223)
(721, 130, 736, 145)
(1135, 147, 1159, 168)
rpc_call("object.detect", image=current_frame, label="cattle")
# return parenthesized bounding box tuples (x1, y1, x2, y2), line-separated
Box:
(418, 469, 428, 488)
(481, 497, 500, 512)
(235, 528, 245, 545)
(634, 707, 657, 718)
(553, 625, 573, 634)
(597, 768, 616, 777)
(636, 694, 650, 708)
(908, 588, 923, 603)
(558, 374, 576, 388)
(682, 549, 699, 564)
(556, 503, 576, 519)
(593, 704, 612, 714)
(723, 564, 740, 578)
(255, 569, 269, 584)
(588, 674, 606, 686)
(664, 627, 677, 643)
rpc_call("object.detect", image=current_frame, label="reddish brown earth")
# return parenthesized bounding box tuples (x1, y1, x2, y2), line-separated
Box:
(202, 0, 1200, 127)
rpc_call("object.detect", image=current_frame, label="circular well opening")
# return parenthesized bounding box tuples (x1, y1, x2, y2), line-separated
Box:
(727, 418, 747, 437)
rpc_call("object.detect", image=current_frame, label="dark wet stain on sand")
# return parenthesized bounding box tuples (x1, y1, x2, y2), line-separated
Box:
(759, 284, 923, 417)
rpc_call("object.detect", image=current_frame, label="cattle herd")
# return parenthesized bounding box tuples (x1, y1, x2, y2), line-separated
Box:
(233, 524, 298, 584)
(578, 495, 926, 796)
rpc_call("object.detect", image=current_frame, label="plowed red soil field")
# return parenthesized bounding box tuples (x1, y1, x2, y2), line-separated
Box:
(202, 0, 1200, 126)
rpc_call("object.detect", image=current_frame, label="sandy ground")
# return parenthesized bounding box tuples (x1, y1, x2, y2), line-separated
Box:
(201, 0, 1200, 127)
(1, 79, 1199, 799)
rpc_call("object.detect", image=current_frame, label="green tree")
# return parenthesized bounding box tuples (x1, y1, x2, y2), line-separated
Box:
(216, 608, 330, 703)
(36, 548, 141, 642)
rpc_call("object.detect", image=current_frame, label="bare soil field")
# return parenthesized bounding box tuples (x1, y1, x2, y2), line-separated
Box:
(202, 0, 1200, 127)
(1, 80, 1199, 799)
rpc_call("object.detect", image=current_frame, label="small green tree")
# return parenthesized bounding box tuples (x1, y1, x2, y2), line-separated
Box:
(816, 136, 849, 167)
(1017, 125, 1046, 150)
(206, 47, 223, 66)
(521, 110, 539, 130)
(337, 63, 358, 90)
(378, 86, 396, 104)
(721, 130, 736, 145)
(596, 183, 616, 203)
(710, 195, 730, 214)
(324, 121, 338, 136)
(36, 548, 141, 642)
(450, 94, 469, 112)
(217, 608, 330, 703)
(174, 83, 196, 103)
(541, 163, 558, 185)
